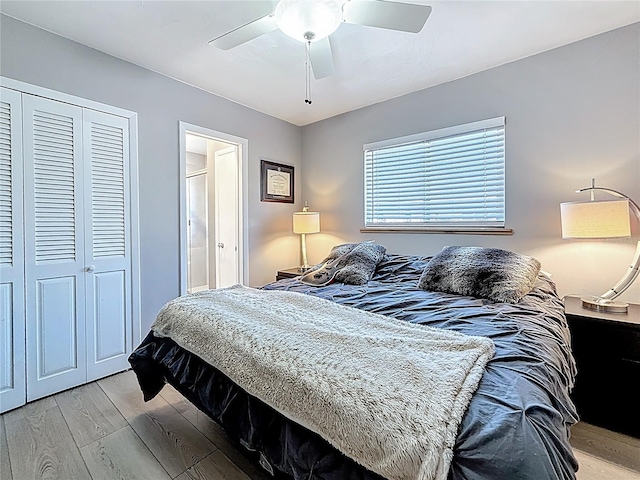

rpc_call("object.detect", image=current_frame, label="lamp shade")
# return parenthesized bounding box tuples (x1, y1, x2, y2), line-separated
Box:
(560, 199, 630, 239)
(293, 211, 320, 234)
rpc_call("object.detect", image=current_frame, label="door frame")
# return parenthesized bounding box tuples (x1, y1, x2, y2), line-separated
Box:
(178, 122, 248, 295)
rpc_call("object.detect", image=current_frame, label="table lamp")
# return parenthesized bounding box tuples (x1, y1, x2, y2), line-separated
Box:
(560, 179, 640, 313)
(293, 203, 320, 271)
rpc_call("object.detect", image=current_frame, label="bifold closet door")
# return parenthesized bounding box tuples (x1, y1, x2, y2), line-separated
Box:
(23, 94, 87, 401)
(0, 87, 26, 413)
(83, 110, 132, 382)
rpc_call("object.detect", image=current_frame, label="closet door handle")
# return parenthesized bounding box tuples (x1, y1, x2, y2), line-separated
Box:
(86, 265, 96, 272)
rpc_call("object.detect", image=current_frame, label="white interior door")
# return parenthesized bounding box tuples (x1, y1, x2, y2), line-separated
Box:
(214, 146, 239, 288)
(186, 172, 209, 292)
(0, 87, 26, 413)
(23, 94, 87, 401)
(83, 109, 133, 382)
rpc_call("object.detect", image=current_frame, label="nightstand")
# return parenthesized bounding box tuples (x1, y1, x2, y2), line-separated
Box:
(564, 295, 640, 438)
(276, 268, 303, 281)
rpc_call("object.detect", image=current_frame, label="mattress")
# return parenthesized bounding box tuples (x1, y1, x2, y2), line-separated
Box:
(129, 253, 578, 479)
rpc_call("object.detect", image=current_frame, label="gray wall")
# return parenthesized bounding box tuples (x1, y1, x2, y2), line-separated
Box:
(1, 15, 303, 333)
(301, 23, 640, 303)
(3, 14, 638, 319)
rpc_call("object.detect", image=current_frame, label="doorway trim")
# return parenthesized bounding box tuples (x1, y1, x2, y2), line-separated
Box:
(178, 122, 249, 295)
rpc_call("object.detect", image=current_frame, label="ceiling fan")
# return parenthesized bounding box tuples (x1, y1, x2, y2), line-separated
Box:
(209, 0, 433, 89)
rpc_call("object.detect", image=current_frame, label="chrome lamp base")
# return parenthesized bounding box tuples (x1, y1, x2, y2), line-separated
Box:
(581, 295, 629, 314)
(298, 233, 312, 272)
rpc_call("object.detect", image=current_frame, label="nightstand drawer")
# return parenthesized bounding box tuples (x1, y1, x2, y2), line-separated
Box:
(572, 318, 640, 363)
(276, 268, 302, 281)
(618, 328, 640, 363)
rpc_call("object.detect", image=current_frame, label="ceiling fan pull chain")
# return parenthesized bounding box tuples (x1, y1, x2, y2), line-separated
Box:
(305, 40, 312, 104)
(308, 47, 312, 105)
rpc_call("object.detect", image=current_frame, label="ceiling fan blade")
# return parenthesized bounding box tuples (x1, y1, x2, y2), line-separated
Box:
(209, 14, 278, 50)
(309, 37, 335, 79)
(343, 0, 432, 33)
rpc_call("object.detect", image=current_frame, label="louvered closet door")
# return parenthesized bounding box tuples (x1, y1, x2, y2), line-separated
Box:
(23, 95, 86, 401)
(0, 88, 26, 413)
(83, 110, 132, 381)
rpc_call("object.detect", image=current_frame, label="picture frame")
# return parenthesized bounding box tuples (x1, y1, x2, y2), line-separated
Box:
(261, 160, 294, 203)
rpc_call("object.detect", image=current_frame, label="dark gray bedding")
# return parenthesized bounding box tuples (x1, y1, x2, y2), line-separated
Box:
(130, 253, 578, 479)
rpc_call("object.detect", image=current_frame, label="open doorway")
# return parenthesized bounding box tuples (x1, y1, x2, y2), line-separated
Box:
(179, 123, 248, 295)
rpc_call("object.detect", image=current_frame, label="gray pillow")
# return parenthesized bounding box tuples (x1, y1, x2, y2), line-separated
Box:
(417, 246, 541, 304)
(300, 242, 386, 286)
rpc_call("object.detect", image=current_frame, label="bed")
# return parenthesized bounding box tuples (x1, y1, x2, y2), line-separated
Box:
(129, 252, 578, 480)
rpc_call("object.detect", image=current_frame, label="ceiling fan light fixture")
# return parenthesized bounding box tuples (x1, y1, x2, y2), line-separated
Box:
(275, 0, 343, 43)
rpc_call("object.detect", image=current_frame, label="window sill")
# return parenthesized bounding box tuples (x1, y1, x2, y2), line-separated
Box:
(360, 227, 513, 235)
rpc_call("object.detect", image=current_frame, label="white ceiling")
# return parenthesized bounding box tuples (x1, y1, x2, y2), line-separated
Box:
(2, 1, 638, 126)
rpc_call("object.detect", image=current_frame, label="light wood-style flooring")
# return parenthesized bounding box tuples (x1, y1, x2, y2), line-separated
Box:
(0, 370, 638, 480)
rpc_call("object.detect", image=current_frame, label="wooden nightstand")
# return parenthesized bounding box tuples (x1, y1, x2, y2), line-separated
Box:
(275, 268, 303, 281)
(564, 295, 640, 438)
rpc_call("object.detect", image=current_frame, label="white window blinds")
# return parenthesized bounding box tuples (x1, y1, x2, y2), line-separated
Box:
(364, 117, 505, 228)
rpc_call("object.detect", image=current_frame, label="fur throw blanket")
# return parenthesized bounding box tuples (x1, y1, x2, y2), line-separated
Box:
(300, 242, 386, 286)
(152, 285, 495, 480)
(418, 246, 541, 304)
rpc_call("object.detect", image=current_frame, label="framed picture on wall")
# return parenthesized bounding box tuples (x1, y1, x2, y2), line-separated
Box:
(261, 160, 294, 203)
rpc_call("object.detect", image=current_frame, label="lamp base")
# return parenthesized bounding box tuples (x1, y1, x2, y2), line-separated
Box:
(297, 265, 312, 272)
(580, 295, 629, 314)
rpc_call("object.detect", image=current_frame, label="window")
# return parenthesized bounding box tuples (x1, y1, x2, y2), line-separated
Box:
(363, 117, 506, 232)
